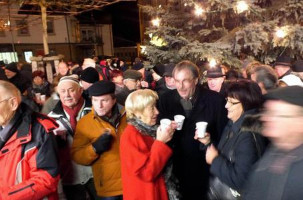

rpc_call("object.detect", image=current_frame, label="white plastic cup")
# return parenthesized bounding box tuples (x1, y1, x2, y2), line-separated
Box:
(40, 95, 46, 103)
(196, 122, 208, 138)
(160, 119, 171, 130)
(174, 115, 185, 130)
(35, 93, 41, 101)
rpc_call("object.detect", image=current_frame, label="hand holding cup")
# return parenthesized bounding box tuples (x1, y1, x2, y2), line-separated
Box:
(157, 119, 177, 143)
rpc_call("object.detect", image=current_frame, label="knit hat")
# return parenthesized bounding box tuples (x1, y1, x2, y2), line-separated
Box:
(292, 60, 303, 72)
(58, 74, 80, 87)
(274, 55, 292, 67)
(5, 62, 18, 73)
(205, 65, 224, 78)
(88, 80, 115, 97)
(265, 85, 303, 107)
(123, 69, 142, 81)
(80, 67, 99, 83)
(32, 70, 45, 79)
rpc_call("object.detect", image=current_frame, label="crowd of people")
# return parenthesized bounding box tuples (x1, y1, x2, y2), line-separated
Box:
(0, 54, 303, 200)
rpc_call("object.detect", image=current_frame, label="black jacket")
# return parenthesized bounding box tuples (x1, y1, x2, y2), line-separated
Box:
(158, 85, 228, 200)
(210, 110, 267, 192)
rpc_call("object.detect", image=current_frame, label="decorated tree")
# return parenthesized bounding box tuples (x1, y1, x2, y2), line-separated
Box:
(141, 0, 303, 68)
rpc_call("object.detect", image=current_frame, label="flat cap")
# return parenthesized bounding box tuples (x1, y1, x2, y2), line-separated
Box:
(5, 62, 18, 73)
(88, 80, 115, 97)
(123, 69, 142, 81)
(265, 86, 303, 107)
(80, 67, 99, 83)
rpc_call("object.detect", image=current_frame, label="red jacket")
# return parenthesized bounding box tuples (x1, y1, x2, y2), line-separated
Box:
(0, 105, 60, 200)
(120, 124, 172, 200)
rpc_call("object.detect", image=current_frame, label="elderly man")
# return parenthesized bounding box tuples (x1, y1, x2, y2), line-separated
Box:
(48, 75, 97, 200)
(4, 62, 31, 93)
(0, 80, 59, 199)
(250, 64, 278, 94)
(116, 69, 142, 105)
(244, 86, 303, 199)
(158, 60, 228, 199)
(72, 81, 127, 200)
(205, 65, 226, 95)
(274, 55, 293, 79)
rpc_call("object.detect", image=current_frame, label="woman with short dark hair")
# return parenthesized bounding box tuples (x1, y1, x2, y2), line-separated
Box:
(196, 80, 267, 200)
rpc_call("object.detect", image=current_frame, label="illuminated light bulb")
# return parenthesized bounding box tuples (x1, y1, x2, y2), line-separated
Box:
(149, 33, 153, 38)
(276, 28, 286, 38)
(159, 5, 162, 8)
(140, 46, 146, 54)
(236, 1, 249, 13)
(194, 6, 204, 16)
(209, 59, 217, 68)
(184, 3, 188, 6)
(151, 18, 160, 27)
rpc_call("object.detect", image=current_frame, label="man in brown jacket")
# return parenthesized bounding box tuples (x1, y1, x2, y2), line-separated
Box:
(71, 80, 127, 200)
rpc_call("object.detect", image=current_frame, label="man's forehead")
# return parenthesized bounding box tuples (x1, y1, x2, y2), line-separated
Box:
(174, 68, 194, 79)
(92, 94, 112, 100)
(58, 82, 79, 90)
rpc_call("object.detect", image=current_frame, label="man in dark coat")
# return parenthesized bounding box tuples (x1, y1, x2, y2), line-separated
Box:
(244, 86, 303, 200)
(158, 60, 228, 200)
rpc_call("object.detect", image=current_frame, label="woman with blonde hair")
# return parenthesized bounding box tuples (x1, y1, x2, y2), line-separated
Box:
(120, 89, 179, 200)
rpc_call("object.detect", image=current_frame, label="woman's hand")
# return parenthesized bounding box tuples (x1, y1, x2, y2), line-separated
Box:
(206, 144, 219, 165)
(194, 131, 211, 145)
(156, 121, 177, 143)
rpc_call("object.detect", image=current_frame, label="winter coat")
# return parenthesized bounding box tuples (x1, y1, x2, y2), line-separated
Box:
(0, 104, 60, 200)
(244, 144, 303, 200)
(120, 124, 172, 200)
(71, 106, 127, 197)
(158, 85, 228, 199)
(210, 110, 267, 192)
(48, 100, 93, 185)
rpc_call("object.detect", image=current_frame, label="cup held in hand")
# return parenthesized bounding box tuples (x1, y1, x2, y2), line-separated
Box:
(196, 122, 208, 138)
(174, 115, 185, 130)
(160, 119, 171, 130)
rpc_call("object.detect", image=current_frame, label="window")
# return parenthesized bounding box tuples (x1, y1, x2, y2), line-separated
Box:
(24, 51, 33, 63)
(0, 52, 18, 63)
(81, 29, 95, 42)
(16, 20, 29, 35)
(47, 20, 55, 34)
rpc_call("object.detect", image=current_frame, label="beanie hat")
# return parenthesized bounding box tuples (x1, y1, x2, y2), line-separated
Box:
(58, 74, 80, 87)
(80, 67, 99, 83)
(5, 62, 18, 73)
(265, 85, 303, 107)
(88, 81, 115, 97)
(32, 70, 45, 79)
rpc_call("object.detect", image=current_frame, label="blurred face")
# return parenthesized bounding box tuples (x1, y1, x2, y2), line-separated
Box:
(92, 94, 116, 117)
(124, 79, 141, 90)
(80, 80, 93, 90)
(207, 77, 225, 92)
(33, 76, 43, 86)
(274, 65, 289, 78)
(261, 100, 303, 149)
(58, 63, 69, 76)
(136, 103, 159, 126)
(57, 82, 83, 108)
(174, 69, 198, 100)
(4, 69, 16, 79)
(225, 97, 243, 122)
(165, 76, 176, 89)
(113, 75, 123, 86)
(0, 89, 17, 126)
(82, 59, 95, 70)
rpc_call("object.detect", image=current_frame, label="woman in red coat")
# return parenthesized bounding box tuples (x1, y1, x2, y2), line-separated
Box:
(120, 89, 178, 200)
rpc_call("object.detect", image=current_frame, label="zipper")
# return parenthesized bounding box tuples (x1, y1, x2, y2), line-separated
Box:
(8, 183, 35, 195)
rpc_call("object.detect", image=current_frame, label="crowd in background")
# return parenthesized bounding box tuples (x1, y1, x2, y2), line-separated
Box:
(0, 54, 303, 200)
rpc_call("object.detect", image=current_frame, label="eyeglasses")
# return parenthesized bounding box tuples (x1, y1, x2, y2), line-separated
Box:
(0, 97, 12, 104)
(225, 98, 241, 105)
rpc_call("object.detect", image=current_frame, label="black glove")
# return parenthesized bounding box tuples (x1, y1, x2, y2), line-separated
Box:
(92, 132, 113, 154)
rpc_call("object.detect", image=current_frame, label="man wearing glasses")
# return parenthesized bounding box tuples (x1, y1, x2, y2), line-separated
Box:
(158, 60, 228, 200)
(244, 86, 303, 199)
(0, 80, 59, 199)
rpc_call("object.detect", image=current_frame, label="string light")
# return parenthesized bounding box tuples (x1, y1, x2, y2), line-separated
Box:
(236, 1, 249, 13)
(151, 18, 160, 27)
(140, 45, 146, 54)
(150, 36, 167, 47)
(276, 28, 287, 38)
(209, 58, 217, 68)
(194, 6, 204, 16)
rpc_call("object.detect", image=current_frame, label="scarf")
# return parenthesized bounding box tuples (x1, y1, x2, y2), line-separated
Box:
(62, 97, 84, 131)
(127, 117, 180, 200)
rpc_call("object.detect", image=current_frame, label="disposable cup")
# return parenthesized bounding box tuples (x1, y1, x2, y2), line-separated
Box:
(40, 95, 46, 102)
(196, 122, 208, 138)
(174, 115, 185, 130)
(35, 93, 41, 101)
(160, 119, 171, 130)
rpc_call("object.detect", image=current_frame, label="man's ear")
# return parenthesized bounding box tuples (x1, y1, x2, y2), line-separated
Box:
(10, 97, 19, 111)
